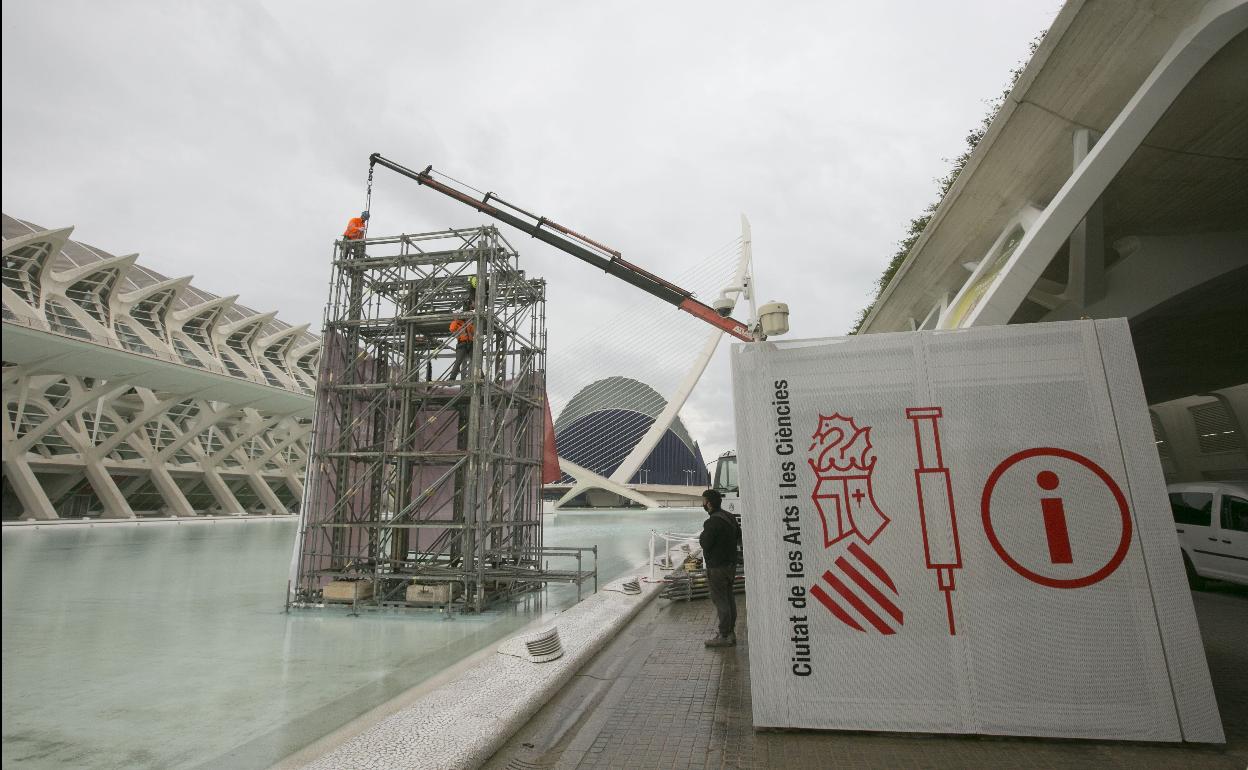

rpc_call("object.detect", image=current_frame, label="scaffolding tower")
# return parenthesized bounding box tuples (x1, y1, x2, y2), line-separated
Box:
(289, 226, 595, 613)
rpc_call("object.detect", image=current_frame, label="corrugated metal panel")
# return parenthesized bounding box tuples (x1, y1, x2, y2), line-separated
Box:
(1189, 400, 1244, 454)
(1149, 410, 1171, 461)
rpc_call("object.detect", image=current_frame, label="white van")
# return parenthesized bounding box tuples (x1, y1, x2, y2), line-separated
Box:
(1167, 481, 1248, 588)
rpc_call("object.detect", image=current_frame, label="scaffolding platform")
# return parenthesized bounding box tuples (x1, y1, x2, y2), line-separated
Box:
(289, 226, 595, 612)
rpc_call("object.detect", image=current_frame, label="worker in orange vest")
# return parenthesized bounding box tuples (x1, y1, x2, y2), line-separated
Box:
(342, 211, 369, 257)
(448, 298, 475, 380)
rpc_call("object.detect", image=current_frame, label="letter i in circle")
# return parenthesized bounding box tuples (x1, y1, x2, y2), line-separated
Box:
(1038, 471, 1073, 564)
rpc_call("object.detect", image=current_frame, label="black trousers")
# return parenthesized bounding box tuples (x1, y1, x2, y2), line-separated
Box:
(448, 342, 471, 380)
(707, 566, 737, 638)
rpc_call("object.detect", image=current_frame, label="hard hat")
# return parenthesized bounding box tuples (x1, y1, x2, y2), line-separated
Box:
(360, 211, 370, 220)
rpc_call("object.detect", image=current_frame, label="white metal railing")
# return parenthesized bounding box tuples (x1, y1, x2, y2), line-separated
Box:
(648, 529, 701, 581)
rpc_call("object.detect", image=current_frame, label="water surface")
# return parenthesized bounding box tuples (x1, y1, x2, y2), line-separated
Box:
(1, 508, 703, 768)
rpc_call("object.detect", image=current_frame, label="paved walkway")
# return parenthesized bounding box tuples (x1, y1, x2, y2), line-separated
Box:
(485, 584, 1247, 770)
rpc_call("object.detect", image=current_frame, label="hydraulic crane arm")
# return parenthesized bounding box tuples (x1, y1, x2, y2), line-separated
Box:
(368, 153, 753, 342)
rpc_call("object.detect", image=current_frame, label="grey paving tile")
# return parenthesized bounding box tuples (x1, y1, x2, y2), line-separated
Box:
(486, 584, 1248, 770)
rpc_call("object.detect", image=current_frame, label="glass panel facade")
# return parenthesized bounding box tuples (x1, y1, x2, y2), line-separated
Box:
(64, 270, 115, 326)
(45, 300, 91, 340)
(116, 322, 155, 355)
(1, 242, 51, 306)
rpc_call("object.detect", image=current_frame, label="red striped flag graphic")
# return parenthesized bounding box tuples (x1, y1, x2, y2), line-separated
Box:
(810, 542, 904, 634)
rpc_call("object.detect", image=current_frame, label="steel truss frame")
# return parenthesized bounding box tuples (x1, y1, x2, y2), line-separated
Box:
(290, 226, 594, 612)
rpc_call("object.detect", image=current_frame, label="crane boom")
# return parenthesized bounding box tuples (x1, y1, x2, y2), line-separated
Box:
(368, 153, 753, 342)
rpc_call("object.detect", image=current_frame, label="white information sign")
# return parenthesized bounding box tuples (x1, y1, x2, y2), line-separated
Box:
(731, 319, 1223, 742)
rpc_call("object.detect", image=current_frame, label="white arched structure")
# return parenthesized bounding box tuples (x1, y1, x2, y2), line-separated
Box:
(857, 0, 1248, 505)
(555, 457, 662, 510)
(3, 214, 318, 520)
(553, 216, 756, 509)
(941, 0, 1248, 330)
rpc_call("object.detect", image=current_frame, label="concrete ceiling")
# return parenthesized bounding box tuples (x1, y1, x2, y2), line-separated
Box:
(861, 0, 1247, 334)
(1131, 265, 1248, 403)
(1104, 30, 1248, 241)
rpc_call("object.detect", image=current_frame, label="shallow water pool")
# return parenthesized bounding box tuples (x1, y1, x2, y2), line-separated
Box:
(1, 508, 703, 769)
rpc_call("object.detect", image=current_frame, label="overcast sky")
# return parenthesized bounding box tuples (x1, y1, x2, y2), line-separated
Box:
(2, 0, 1061, 464)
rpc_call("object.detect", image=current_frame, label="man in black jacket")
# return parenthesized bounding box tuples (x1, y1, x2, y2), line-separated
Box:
(699, 489, 740, 647)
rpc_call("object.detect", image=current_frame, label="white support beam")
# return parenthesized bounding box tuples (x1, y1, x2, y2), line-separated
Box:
(46, 403, 137, 519)
(554, 457, 661, 510)
(961, 0, 1248, 328)
(1066, 128, 1106, 310)
(201, 468, 244, 513)
(153, 403, 232, 464)
(13, 381, 129, 453)
(93, 393, 182, 458)
(149, 465, 196, 517)
(246, 471, 287, 514)
(1, 457, 57, 519)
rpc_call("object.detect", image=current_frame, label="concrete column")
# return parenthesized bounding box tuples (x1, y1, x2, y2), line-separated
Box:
(284, 470, 305, 501)
(242, 425, 307, 510)
(198, 411, 283, 513)
(2, 457, 57, 519)
(247, 472, 287, 514)
(49, 413, 137, 519)
(89, 391, 202, 517)
(202, 467, 244, 513)
(1067, 128, 1106, 309)
(149, 465, 196, 517)
(81, 459, 136, 519)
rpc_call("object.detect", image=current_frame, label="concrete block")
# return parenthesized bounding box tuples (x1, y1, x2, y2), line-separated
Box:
(324, 580, 373, 602)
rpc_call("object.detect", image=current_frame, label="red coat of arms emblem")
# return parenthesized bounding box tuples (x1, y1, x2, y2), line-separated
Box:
(808, 414, 890, 547)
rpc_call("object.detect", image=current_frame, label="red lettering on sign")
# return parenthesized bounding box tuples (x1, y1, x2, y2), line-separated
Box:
(1038, 471, 1074, 564)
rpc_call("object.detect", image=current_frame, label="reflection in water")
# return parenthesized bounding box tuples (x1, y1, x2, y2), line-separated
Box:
(1, 508, 703, 769)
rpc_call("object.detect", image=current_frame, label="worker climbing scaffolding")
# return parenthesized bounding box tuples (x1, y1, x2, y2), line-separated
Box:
(292, 154, 788, 613)
(340, 162, 375, 259)
(447, 298, 475, 380)
(292, 218, 585, 613)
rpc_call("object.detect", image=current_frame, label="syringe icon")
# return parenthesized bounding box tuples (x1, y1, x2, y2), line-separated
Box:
(905, 407, 962, 635)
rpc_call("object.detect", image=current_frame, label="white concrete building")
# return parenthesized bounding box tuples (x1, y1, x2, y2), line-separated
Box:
(2, 214, 318, 519)
(859, 0, 1248, 483)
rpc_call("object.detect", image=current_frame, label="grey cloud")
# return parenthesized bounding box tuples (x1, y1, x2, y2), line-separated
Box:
(2, 0, 1061, 463)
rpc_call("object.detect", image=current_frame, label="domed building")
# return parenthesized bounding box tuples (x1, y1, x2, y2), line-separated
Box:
(553, 376, 709, 507)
